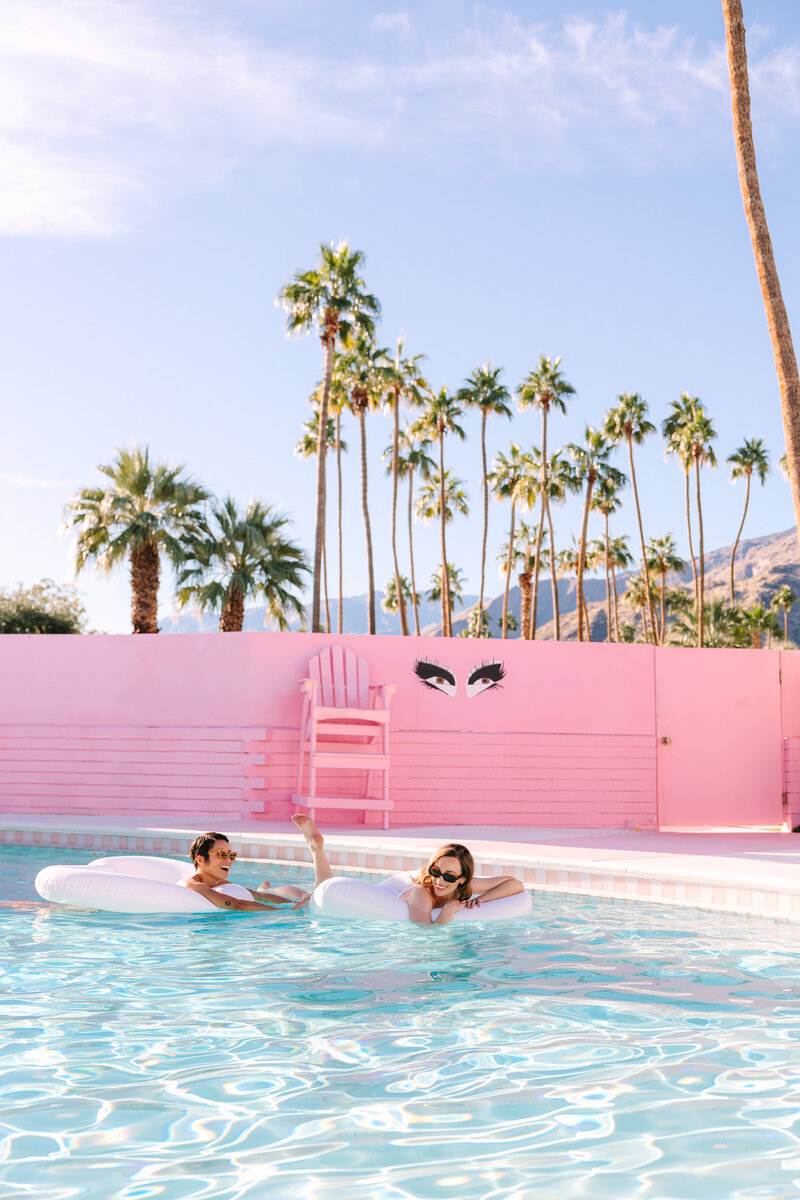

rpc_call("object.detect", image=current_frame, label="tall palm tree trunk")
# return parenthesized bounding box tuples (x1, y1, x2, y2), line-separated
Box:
(357, 407, 376, 635)
(437, 438, 451, 637)
(582, 592, 591, 642)
(322, 543, 331, 633)
(611, 562, 621, 642)
(695, 456, 705, 648)
(684, 468, 699, 606)
(312, 327, 336, 631)
(729, 473, 752, 602)
(545, 496, 561, 640)
(603, 513, 613, 642)
(478, 412, 489, 635)
(336, 411, 343, 635)
(659, 571, 667, 644)
(576, 485, 594, 642)
(407, 471, 421, 635)
(391, 390, 409, 635)
(520, 572, 532, 640)
(628, 434, 657, 645)
(532, 408, 548, 640)
(785, 607, 789, 642)
(723, 0, 800, 543)
(220, 582, 245, 632)
(530, 522, 543, 638)
(501, 500, 517, 639)
(130, 541, 160, 634)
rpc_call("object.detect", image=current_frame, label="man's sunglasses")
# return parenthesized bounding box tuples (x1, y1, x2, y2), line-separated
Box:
(428, 865, 461, 884)
(213, 850, 238, 862)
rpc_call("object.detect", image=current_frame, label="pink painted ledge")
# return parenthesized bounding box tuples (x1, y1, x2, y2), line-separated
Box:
(3, 815, 800, 925)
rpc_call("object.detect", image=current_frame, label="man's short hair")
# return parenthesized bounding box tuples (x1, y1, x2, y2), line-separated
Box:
(189, 831, 229, 865)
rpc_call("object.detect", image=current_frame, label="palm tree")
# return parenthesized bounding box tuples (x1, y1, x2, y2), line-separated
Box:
(428, 563, 466, 623)
(381, 574, 412, 618)
(295, 406, 343, 632)
(608, 535, 634, 643)
(646, 534, 686, 645)
(177, 496, 308, 632)
(337, 335, 394, 634)
(727, 437, 770, 602)
(384, 342, 427, 636)
(392, 428, 436, 636)
(66, 445, 209, 634)
(489, 444, 533, 638)
(327, 372, 351, 634)
(738, 602, 781, 650)
(721, 2, 800, 542)
(517, 355, 576, 640)
(278, 241, 380, 631)
(622, 572, 656, 642)
(604, 393, 658, 643)
(556, 540, 591, 639)
(687, 411, 718, 648)
(457, 363, 512, 634)
(663, 394, 702, 605)
(416, 389, 466, 637)
(772, 584, 797, 642)
(670, 594, 742, 648)
(591, 475, 626, 642)
(566, 428, 626, 641)
(415, 471, 469, 526)
(499, 520, 548, 640)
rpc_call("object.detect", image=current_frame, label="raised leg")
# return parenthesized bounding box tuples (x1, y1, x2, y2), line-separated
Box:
(292, 812, 334, 888)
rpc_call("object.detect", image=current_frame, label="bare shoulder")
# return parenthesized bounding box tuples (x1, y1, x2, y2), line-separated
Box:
(403, 882, 434, 916)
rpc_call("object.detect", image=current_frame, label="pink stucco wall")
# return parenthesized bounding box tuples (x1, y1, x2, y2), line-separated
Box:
(0, 632, 793, 828)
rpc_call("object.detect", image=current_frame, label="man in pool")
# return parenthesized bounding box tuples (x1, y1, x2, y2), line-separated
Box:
(180, 831, 311, 913)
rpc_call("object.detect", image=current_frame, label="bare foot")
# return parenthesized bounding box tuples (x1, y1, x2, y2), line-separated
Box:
(291, 811, 324, 851)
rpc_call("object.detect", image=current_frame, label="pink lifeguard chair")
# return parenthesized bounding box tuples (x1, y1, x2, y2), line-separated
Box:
(292, 645, 397, 828)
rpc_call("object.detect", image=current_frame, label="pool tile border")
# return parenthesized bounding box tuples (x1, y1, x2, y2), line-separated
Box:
(4, 820, 800, 924)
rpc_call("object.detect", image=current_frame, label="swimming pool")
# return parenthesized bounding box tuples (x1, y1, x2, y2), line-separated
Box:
(2, 845, 799, 1200)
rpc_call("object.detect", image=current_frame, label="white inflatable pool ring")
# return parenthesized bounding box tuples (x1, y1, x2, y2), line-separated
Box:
(310, 872, 532, 922)
(34, 855, 253, 914)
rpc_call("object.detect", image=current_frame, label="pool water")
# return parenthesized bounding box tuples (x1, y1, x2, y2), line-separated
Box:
(2, 846, 800, 1200)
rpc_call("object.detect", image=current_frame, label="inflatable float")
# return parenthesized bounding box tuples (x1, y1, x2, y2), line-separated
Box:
(309, 872, 532, 922)
(35, 858, 532, 921)
(34, 855, 253, 914)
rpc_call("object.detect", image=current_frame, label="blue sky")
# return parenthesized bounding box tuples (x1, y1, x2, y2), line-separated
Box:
(2, 0, 800, 632)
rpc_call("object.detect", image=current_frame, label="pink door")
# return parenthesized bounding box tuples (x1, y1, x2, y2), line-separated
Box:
(655, 647, 783, 827)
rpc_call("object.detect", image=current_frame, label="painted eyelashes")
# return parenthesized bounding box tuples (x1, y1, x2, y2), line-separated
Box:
(413, 659, 505, 697)
(465, 660, 506, 698)
(413, 658, 457, 697)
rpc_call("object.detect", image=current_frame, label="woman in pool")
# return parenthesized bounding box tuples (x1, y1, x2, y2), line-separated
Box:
(292, 813, 524, 924)
(181, 831, 310, 913)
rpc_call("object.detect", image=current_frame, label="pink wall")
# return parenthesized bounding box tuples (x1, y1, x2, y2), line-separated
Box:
(0, 632, 792, 829)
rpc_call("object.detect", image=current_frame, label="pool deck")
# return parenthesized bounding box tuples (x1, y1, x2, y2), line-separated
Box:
(3, 813, 800, 923)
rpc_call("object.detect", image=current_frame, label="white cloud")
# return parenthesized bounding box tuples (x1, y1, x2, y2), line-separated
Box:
(372, 12, 411, 37)
(1, 3, 798, 238)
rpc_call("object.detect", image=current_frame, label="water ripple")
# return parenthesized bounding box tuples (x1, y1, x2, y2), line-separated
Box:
(3, 846, 800, 1199)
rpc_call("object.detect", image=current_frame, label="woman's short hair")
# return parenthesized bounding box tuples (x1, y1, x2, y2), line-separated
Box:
(189, 832, 229, 866)
(415, 842, 475, 901)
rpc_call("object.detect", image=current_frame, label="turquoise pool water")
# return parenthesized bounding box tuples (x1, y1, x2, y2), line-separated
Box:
(1, 846, 800, 1200)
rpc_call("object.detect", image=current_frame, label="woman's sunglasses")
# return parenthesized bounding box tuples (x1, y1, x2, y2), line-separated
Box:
(213, 850, 238, 862)
(428, 865, 461, 884)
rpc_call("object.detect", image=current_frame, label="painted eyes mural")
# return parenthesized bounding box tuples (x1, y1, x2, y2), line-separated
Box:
(413, 659, 506, 698)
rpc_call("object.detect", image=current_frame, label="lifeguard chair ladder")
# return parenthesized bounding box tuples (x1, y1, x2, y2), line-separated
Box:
(292, 645, 396, 828)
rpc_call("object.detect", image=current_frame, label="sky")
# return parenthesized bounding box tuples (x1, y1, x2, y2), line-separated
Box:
(2, 0, 800, 633)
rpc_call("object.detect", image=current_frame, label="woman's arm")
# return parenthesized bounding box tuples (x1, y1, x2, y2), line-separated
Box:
(183, 881, 302, 913)
(466, 874, 524, 908)
(402, 883, 435, 924)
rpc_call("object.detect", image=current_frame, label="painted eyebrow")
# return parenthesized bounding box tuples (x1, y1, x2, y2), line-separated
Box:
(414, 659, 456, 686)
(467, 661, 506, 685)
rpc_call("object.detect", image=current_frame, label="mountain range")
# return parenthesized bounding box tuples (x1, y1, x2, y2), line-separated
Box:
(162, 528, 800, 641)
